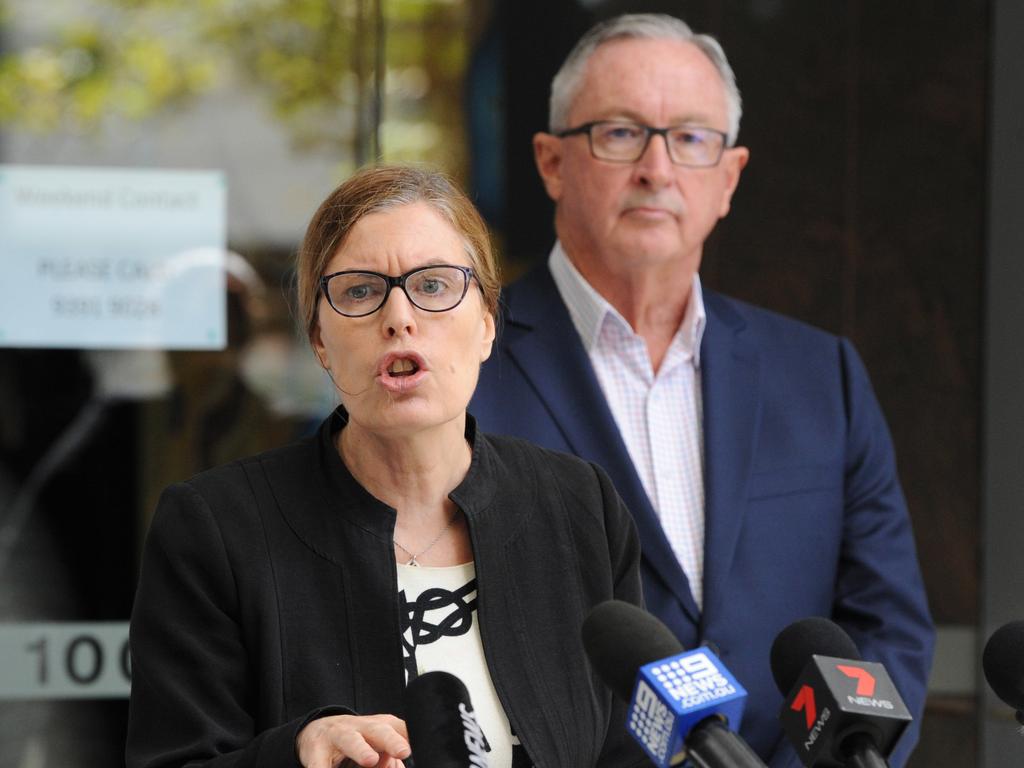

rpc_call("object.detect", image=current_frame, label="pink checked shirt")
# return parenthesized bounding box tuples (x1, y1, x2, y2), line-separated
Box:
(549, 242, 708, 609)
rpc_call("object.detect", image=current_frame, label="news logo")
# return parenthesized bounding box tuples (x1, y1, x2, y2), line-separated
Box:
(458, 702, 490, 768)
(630, 680, 676, 763)
(626, 648, 747, 767)
(779, 657, 912, 767)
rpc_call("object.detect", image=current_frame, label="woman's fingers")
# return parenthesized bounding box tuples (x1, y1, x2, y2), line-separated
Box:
(297, 713, 410, 768)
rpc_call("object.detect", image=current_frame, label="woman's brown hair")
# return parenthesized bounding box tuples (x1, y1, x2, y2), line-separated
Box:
(296, 165, 500, 345)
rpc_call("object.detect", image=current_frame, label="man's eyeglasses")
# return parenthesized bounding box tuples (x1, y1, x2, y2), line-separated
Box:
(555, 121, 728, 168)
(320, 264, 476, 318)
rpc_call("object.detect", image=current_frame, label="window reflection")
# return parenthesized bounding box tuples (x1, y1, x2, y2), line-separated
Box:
(0, 0, 480, 763)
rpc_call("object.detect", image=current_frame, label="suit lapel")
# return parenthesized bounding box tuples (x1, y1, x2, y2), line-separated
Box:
(501, 266, 701, 624)
(699, 292, 761, 632)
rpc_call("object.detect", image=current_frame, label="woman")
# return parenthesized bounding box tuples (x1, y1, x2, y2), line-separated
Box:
(127, 166, 645, 768)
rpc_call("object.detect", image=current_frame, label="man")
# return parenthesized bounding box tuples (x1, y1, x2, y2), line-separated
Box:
(470, 13, 934, 767)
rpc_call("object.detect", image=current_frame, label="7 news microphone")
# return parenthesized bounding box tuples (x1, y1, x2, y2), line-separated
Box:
(770, 618, 912, 768)
(981, 619, 1024, 726)
(404, 670, 490, 768)
(581, 600, 767, 768)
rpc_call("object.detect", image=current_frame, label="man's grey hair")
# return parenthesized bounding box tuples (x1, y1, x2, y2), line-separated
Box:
(548, 13, 743, 146)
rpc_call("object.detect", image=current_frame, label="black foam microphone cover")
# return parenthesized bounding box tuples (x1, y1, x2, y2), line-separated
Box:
(769, 617, 862, 695)
(581, 600, 684, 701)
(982, 620, 1024, 711)
(405, 670, 483, 768)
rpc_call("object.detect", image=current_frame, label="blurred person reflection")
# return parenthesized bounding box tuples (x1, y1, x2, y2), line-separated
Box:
(140, 251, 300, 529)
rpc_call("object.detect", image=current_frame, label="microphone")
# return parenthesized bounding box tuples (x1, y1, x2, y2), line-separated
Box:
(770, 618, 912, 768)
(981, 620, 1024, 726)
(581, 600, 766, 768)
(404, 671, 491, 768)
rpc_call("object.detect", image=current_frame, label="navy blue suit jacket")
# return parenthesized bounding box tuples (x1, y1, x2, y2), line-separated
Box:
(470, 264, 935, 767)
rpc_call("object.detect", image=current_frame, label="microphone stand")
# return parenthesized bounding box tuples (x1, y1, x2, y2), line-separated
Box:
(841, 733, 890, 768)
(685, 718, 768, 768)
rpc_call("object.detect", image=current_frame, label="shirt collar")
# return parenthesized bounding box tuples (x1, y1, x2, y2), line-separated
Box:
(547, 240, 706, 366)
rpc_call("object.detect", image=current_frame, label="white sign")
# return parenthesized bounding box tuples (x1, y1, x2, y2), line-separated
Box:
(0, 165, 227, 349)
(0, 622, 130, 699)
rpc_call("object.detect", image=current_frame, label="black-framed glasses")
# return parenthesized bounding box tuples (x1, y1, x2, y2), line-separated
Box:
(556, 120, 728, 168)
(320, 264, 476, 318)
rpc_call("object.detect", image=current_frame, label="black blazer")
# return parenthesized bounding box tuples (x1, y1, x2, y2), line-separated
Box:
(127, 410, 647, 768)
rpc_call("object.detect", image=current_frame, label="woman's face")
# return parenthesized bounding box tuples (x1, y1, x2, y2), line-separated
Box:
(312, 201, 496, 439)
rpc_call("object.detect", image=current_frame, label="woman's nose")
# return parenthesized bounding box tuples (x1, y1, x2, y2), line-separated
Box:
(380, 286, 417, 337)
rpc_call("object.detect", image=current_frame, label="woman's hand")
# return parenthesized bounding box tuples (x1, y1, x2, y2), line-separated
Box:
(297, 713, 411, 768)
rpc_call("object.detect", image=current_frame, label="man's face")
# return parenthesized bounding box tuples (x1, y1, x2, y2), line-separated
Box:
(535, 37, 749, 283)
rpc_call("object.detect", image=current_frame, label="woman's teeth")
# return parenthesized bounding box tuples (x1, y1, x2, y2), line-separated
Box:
(387, 359, 418, 376)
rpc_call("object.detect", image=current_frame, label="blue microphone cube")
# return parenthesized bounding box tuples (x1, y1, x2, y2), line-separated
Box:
(626, 647, 748, 767)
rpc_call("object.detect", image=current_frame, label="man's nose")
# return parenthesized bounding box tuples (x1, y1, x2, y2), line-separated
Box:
(634, 132, 675, 187)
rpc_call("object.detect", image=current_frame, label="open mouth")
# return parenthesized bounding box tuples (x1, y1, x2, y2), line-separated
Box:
(386, 358, 421, 377)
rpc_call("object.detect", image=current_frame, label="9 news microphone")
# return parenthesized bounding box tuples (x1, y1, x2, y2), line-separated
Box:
(982, 620, 1024, 726)
(771, 618, 912, 768)
(581, 600, 766, 768)
(404, 671, 490, 768)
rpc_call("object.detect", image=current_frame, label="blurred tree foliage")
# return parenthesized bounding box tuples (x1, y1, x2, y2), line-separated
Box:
(0, 0, 472, 164)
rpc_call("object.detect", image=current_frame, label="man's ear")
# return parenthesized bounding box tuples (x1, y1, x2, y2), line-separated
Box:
(717, 146, 750, 218)
(533, 132, 565, 202)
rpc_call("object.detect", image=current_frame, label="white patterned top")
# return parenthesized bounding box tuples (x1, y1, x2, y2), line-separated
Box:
(397, 560, 525, 767)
